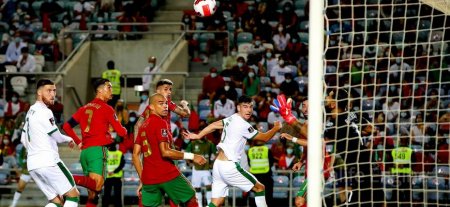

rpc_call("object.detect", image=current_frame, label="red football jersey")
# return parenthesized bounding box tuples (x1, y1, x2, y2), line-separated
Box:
(71, 98, 127, 149)
(140, 98, 177, 124)
(137, 114, 180, 184)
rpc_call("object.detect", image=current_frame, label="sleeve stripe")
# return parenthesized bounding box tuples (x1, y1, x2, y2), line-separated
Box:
(47, 128, 58, 136)
(248, 131, 259, 140)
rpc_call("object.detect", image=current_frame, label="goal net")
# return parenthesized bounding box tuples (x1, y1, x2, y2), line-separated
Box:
(320, 0, 450, 206)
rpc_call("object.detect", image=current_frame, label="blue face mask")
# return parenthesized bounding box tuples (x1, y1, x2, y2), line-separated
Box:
(141, 95, 148, 101)
(286, 148, 293, 155)
(129, 117, 136, 122)
(11, 97, 18, 102)
(266, 53, 272, 58)
(237, 62, 244, 68)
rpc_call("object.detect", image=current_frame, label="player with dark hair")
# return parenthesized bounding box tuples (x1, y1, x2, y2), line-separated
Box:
(132, 93, 206, 207)
(63, 78, 127, 207)
(184, 95, 282, 207)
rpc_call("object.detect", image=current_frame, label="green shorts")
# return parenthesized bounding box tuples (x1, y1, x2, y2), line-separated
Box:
(297, 178, 307, 197)
(142, 175, 195, 207)
(80, 146, 108, 177)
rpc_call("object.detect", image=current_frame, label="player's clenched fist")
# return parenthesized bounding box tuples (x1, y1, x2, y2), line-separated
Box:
(273, 121, 283, 131)
(193, 154, 207, 165)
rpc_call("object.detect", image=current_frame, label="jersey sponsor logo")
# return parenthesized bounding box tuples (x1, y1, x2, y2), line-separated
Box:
(161, 129, 168, 137)
(248, 126, 255, 133)
(49, 117, 55, 126)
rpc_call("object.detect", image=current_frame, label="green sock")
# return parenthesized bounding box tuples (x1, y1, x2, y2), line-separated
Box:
(207, 202, 217, 207)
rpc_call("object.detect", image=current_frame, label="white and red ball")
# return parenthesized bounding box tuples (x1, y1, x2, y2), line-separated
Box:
(193, 0, 217, 17)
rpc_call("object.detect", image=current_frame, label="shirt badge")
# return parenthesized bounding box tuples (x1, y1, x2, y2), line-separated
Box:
(248, 126, 255, 133)
(161, 129, 168, 137)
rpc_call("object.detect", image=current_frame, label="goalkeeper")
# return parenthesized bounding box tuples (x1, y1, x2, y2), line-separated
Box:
(272, 97, 332, 207)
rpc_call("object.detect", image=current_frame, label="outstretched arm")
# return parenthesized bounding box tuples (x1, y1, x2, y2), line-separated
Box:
(280, 133, 308, 147)
(159, 141, 206, 165)
(183, 120, 224, 140)
(253, 121, 283, 142)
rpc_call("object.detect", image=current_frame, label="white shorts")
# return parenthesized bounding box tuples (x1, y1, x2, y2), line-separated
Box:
(191, 169, 212, 188)
(211, 160, 258, 198)
(29, 162, 76, 200)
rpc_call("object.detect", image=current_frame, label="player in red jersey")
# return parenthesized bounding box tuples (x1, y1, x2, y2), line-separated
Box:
(133, 79, 190, 207)
(134, 79, 190, 141)
(63, 78, 127, 207)
(132, 93, 206, 207)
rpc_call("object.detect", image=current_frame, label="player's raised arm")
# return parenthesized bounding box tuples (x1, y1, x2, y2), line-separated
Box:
(159, 141, 206, 166)
(280, 133, 308, 147)
(173, 100, 191, 117)
(183, 120, 224, 140)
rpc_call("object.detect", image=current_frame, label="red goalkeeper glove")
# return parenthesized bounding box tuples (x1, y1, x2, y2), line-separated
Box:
(270, 94, 297, 124)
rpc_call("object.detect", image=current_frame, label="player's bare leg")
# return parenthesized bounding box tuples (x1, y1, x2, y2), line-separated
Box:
(9, 175, 31, 207)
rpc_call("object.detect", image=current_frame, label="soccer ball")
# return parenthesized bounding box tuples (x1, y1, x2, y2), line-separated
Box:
(193, 0, 217, 17)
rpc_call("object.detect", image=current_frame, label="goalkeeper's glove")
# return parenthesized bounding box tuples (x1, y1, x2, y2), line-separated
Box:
(270, 94, 297, 124)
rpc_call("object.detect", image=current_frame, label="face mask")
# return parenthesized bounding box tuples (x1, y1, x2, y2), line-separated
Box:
(15, 37, 21, 43)
(385, 52, 390, 57)
(278, 60, 284, 65)
(97, 17, 103, 22)
(129, 117, 136, 122)
(9, 30, 15, 35)
(266, 52, 272, 58)
(285, 79, 291, 83)
(278, 27, 283, 32)
(396, 58, 401, 64)
(377, 145, 383, 150)
(149, 63, 154, 68)
(237, 62, 244, 68)
(214, 20, 220, 24)
(261, 19, 266, 24)
(11, 97, 18, 102)
(184, 139, 190, 144)
(231, 51, 237, 56)
(255, 40, 261, 46)
(248, 6, 254, 11)
(25, 20, 30, 25)
(292, 39, 297, 43)
(184, 18, 190, 23)
(286, 148, 293, 155)
(248, 72, 255, 78)
(140, 95, 148, 101)
(224, 85, 230, 91)
(193, 34, 199, 40)
(390, 86, 396, 91)
(3, 139, 9, 145)
(264, 87, 271, 92)
(369, 72, 375, 78)
(401, 112, 407, 117)
(210, 72, 217, 78)
(356, 62, 362, 67)
(353, 106, 359, 111)
(63, 20, 69, 25)
(329, 40, 336, 45)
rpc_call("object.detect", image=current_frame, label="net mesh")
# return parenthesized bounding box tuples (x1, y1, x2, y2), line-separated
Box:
(321, 0, 450, 206)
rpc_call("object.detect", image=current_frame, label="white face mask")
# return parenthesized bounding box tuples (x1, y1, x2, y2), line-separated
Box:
(231, 51, 237, 56)
(356, 62, 362, 67)
(278, 27, 283, 32)
(211, 73, 217, 78)
(278, 60, 284, 65)
(224, 85, 230, 91)
(149, 63, 154, 68)
(248, 72, 255, 78)
(285, 79, 291, 83)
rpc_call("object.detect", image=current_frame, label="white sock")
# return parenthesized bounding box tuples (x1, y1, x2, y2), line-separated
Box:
(63, 200, 78, 207)
(254, 195, 267, 207)
(206, 191, 212, 204)
(10, 191, 22, 207)
(196, 192, 203, 207)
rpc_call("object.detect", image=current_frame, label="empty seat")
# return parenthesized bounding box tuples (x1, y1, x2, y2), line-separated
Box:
(5, 65, 17, 73)
(10, 76, 28, 96)
(273, 175, 289, 198)
(236, 32, 253, 45)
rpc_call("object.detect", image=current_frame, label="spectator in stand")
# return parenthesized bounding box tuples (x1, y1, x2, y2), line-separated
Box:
(4, 92, 26, 120)
(5, 33, 26, 66)
(259, 48, 277, 77)
(16, 47, 35, 73)
(285, 35, 303, 63)
(270, 56, 292, 87)
(277, 144, 298, 170)
(248, 35, 266, 55)
(382, 97, 400, 125)
(410, 112, 431, 147)
(1, 0, 17, 23)
(272, 24, 290, 53)
(258, 69, 272, 92)
(438, 104, 450, 135)
(137, 91, 149, 116)
(222, 47, 238, 70)
(270, 139, 285, 165)
(39, 0, 64, 21)
(58, 16, 75, 58)
(242, 67, 260, 98)
(17, 15, 34, 42)
(254, 16, 273, 43)
(230, 56, 249, 88)
(49, 96, 64, 126)
(200, 67, 225, 103)
(213, 92, 235, 119)
(142, 56, 159, 91)
(278, 2, 298, 35)
(35, 27, 56, 61)
(91, 16, 112, 40)
(73, 0, 94, 21)
(279, 73, 299, 97)
(0, 34, 11, 54)
(114, 100, 129, 140)
(215, 78, 238, 102)
(119, 111, 137, 153)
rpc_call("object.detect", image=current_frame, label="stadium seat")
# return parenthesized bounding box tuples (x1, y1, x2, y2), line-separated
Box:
(268, 21, 279, 28)
(35, 54, 45, 70)
(10, 76, 28, 96)
(295, 9, 305, 18)
(199, 32, 215, 42)
(227, 21, 236, 32)
(228, 187, 244, 198)
(426, 177, 446, 201)
(223, 11, 232, 22)
(299, 20, 309, 31)
(262, 43, 274, 50)
(294, 0, 306, 10)
(273, 175, 289, 198)
(0, 167, 9, 185)
(198, 99, 210, 111)
(236, 32, 253, 45)
(298, 32, 308, 44)
(238, 43, 252, 53)
(292, 175, 305, 188)
(124, 170, 140, 185)
(5, 65, 17, 73)
(411, 175, 425, 201)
